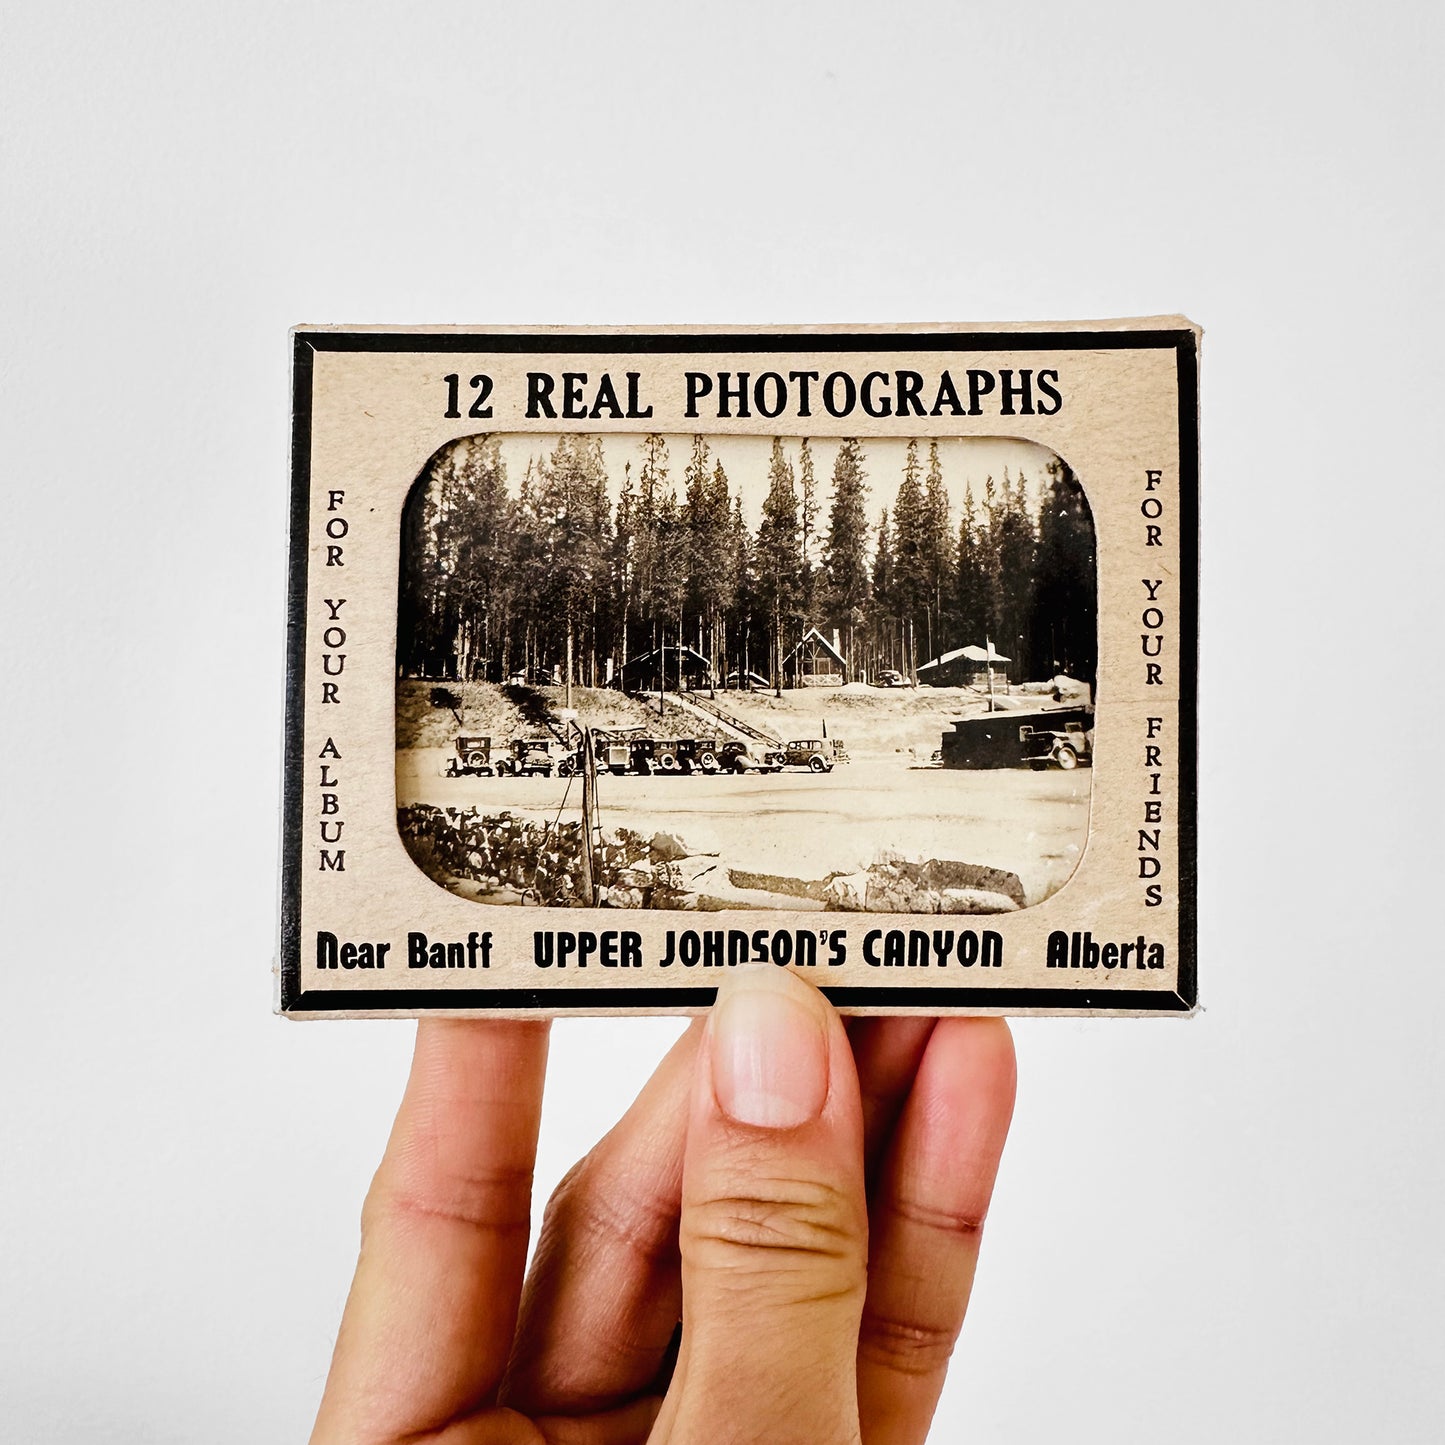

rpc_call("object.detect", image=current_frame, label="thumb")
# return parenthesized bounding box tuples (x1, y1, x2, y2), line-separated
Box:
(660, 965, 866, 1444)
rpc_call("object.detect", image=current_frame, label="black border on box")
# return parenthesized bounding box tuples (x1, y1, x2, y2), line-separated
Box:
(280, 328, 1198, 1015)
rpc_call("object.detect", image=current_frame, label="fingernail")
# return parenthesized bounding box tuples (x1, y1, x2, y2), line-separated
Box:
(709, 968, 829, 1129)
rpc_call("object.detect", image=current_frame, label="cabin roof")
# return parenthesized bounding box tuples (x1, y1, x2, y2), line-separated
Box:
(784, 626, 847, 667)
(622, 644, 710, 669)
(919, 642, 1012, 671)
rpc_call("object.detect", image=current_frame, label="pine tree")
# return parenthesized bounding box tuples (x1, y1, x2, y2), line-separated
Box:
(634, 433, 669, 625)
(705, 457, 739, 683)
(727, 490, 753, 684)
(822, 438, 870, 678)
(612, 460, 637, 675)
(626, 433, 681, 684)
(398, 451, 447, 678)
(871, 506, 896, 673)
(755, 437, 802, 687)
(890, 440, 927, 674)
(978, 473, 1002, 648)
(990, 467, 1038, 681)
(446, 435, 516, 681)
(1031, 457, 1096, 685)
(953, 484, 988, 647)
(652, 488, 688, 640)
(922, 440, 954, 658)
(798, 436, 819, 622)
(682, 435, 735, 681)
(397, 435, 518, 681)
(533, 434, 610, 692)
(509, 455, 542, 677)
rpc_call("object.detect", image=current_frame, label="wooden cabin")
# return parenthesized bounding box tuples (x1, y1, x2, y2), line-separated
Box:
(784, 627, 848, 686)
(917, 642, 1012, 688)
(619, 644, 711, 693)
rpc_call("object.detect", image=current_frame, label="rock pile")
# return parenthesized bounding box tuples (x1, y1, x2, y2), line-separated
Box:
(398, 807, 1024, 914)
(398, 805, 589, 904)
(397, 805, 721, 909)
(821, 851, 1024, 914)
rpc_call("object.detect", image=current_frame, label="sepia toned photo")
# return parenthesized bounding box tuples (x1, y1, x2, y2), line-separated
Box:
(394, 432, 1097, 916)
(282, 322, 1196, 1016)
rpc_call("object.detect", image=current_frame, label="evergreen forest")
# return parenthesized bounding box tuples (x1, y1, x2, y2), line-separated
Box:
(397, 433, 1095, 691)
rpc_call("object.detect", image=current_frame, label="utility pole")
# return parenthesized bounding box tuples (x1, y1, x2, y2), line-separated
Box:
(579, 726, 597, 906)
(774, 596, 782, 698)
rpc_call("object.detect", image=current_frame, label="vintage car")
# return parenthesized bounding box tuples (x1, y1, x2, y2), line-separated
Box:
(648, 739, 684, 773)
(625, 737, 660, 774)
(593, 735, 637, 774)
(444, 735, 494, 776)
(1020, 720, 1093, 770)
(582, 727, 655, 775)
(874, 668, 912, 688)
(719, 740, 783, 773)
(678, 736, 726, 773)
(494, 737, 562, 777)
(781, 739, 835, 772)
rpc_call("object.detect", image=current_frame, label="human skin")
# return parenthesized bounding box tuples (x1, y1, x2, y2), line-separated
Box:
(311, 966, 1016, 1445)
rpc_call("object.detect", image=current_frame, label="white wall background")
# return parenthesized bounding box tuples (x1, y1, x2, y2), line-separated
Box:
(2, 2, 1441, 1440)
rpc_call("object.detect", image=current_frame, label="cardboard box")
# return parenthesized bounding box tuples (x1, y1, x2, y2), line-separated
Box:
(279, 321, 1199, 1017)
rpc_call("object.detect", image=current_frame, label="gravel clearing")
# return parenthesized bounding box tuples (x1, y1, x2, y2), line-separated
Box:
(395, 750, 1090, 907)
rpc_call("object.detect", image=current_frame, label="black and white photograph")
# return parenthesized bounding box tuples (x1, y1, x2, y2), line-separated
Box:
(395, 431, 1096, 913)
(284, 323, 1193, 1014)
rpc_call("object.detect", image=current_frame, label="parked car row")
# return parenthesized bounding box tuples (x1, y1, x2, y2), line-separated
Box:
(443, 733, 843, 778)
(444, 736, 571, 777)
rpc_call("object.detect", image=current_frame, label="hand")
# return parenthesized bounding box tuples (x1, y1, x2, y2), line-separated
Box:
(311, 966, 1016, 1445)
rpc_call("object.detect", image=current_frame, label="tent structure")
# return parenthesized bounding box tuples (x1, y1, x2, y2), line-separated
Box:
(725, 669, 771, 690)
(783, 627, 848, 686)
(917, 642, 1012, 688)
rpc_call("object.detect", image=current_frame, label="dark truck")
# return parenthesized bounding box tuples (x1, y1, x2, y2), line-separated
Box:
(941, 707, 1093, 770)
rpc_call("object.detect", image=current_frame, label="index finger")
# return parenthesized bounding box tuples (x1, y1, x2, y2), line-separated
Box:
(311, 1018, 550, 1445)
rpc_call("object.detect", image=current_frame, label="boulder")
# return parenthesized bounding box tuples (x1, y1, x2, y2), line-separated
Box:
(650, 888, 700, 911)
(602, 885, 646, 908)
(919, 860, 1026, 908)
(822, 871, 871, 911)
(939, 888, 1020, 914)
(863, 871, 916, 912)
(728, 868, 829, 901)
(649, 831, 699, 863)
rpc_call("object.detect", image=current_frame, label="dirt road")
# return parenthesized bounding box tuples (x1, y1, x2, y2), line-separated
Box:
(395, 751, 1090, 905)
